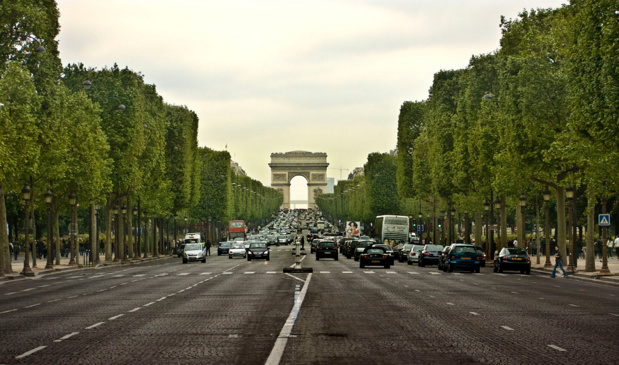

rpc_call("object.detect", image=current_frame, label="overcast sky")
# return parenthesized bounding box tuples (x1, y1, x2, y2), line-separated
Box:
(56, 0, 566, 204)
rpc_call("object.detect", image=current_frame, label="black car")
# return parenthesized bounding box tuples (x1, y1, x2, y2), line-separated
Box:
(353, 241, 376, 261)
(418, 244, 444, 266)
(475, 246, 487, 267)
(437, 245, 451, 271)
(442, 244, 480, 273)
(359, 246, 391, 269)
(372, 244, 395, 265)
(494, 247, 531, 274)
(177, 243, 186, 257)
(217, 241, 233, 256)
(316, 241, 338, 260)
(247, 242, 269, 261)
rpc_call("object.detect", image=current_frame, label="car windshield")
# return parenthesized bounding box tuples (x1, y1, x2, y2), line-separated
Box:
(366, 248, 384, 254)
(220, 242, 232, 248)
(185, 239, 200, 243)
(425, 245, 443, 251)
(507, 248, 527, 255)
(453, 246, 476, 253)
(232, 243, 245, 249)
(403, 244, 413, 250)
(185, 244, 202, 251)
(320, 242, 335, 248)
(358, 241, 373, 248)
(250, 243, 267, 249)
(412, 245, 424, 251)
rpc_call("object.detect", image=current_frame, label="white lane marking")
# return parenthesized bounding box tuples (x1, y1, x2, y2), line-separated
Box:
(548, 344, 567, 352)
(446, 303, 455, 306)
(288, 255, 307, 267)
(108, 314, 124, 320)
(144, 302, 156, 307)
(408, 272, 420, 275)
(222, 272, 233, 275)
(244, 272, 255, 275)
(414, 290, 421, 292)
(284, 273, 306, 283)
(1, 309, 17, 314)
(97, 289, 107, 292)
(119, 282, 128, 286)
(22, 288, 35, 292)
(177, 273, 190, 276)
(501, 326, 515, 331)
(569, 304, 579, 307)
(610, 313, 619, 317)
(266, 271, 277, 274)
(511, 292, 518, 294)
(363, 271, 375, 274)
(38, 284, 51, 288)
(25, 303, 42, 308)
(67, 295, 78, 299)
(47, 299, 61, 303)
(4, 292, 17, 296)
(67, 276, 82, 279)
(113, 275, 125, 277)
(319, 271, 331, 274)
(429, 295, 435, 298)
(15, 346, 47, 359)
(178, 290, 185, 293)
(168, 293, 176, 297)
(386, 271, 397, 274)
(128, 307, 141, 313)
(265, 273, 313, 365)
(54, 332, 79, 342)
(133, 274, 146, 277)
(470, 312, 480, 316)
(156, 297, 167, 301)
(85, 322, 105, 329)
(200, 272, 212, 275)
(342, 271, 353, 274)
(429, 272, 441, 275)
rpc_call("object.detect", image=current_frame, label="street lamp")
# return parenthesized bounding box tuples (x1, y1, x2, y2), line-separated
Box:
(143, 209, 149, 257)
(494, 197, 502, 250)
(519, 194, 526, 250)
(484, 200, 490, 257)
(542, 186, 552, 268)
(184, 216, 188, 235)
(565, 184, 575, 273)
(450, 207, 456, 244)
(45, 188, 54, 269)
(20, 184, 34, 276)
(69, 192, 77, 266)
(113, 206, 119, 262)
(121, 205, 129, 263)
(133, 206, 139, 258)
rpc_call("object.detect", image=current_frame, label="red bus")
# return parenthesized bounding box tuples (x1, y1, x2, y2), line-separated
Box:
(228, 220, 246, 241)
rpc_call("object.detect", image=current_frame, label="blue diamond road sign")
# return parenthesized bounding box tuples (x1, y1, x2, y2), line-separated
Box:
(598, 214, 610, 227)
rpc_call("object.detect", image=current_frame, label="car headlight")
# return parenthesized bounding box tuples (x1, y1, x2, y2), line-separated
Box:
(264, 250, 269, 254)
(248, 251, 253, 255)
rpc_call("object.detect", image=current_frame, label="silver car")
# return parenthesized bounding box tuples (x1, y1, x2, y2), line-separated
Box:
(228, 243, 247, 259)
(183, 243, 206, 264)
(407, 244, 425, 265)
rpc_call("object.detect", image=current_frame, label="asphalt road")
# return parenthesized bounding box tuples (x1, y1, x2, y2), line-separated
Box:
(1, 247, 618, 365)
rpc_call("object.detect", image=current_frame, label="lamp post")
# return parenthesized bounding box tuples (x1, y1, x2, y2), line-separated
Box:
(494, 197, 502, 251)
(94, 205, 100, 265)
(20, 184, 34, 276)
(69, 192, 77, 266)
(484, 200, 490, 258)
(450, 207, 456, 245)
(543, 187, 552, 268)
(440, 211, 445, 245)
(45, 188, 54, 269)
(418, 210, 422, 243)
(184, 216, 188, 235)
(519, 194, 526, 251)
(133, 206, 139, 258)
(113, 206, 119, 262)
(565, 185, 575, 273)
(122, 205, 129, 263)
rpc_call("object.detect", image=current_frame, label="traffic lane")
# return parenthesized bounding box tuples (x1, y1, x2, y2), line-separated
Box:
(282, 261, 618, 364)
(0, 258, 240, 362)
(19, 263, 300, 365)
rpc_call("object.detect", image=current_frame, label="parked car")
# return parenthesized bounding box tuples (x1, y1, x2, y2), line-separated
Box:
(359, 246, 391, 269)
(177, 243, 186, 257)
(437, 246, 451, 271)
(442, 244, 480, 273)
(316, 240, 338, 260)
(217, 241, 233, 256)
(228, 242, 247, 259)
(475, 246, 487, 267)
(182, 243, 206, 264)
(247, 242, 269, 261)
(494, 247, 531, 274)
(407, 244, 425, 265)
(418, 244, 444, 266)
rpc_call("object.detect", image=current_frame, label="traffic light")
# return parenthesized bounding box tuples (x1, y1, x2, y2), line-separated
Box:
(413, 219, 417, 227)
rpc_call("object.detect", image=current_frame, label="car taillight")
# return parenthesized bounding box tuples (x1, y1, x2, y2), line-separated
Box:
(451, 255, 456, 260)
(424, 252, 431, 256)
(503, 255, 508, 260)
(526, 257, 530, 262)
(411, 253, 416, 256)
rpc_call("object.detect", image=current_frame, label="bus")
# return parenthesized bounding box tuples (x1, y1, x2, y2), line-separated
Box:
(374, 215, 410, 245)
(228, 220, 246, 241)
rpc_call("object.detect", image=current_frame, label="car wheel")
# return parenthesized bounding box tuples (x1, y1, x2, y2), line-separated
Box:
(493, 265, 498, 273)
(385, 264, 390, 269)
(470, 268, 475, 273)
(520, 269, 525, 274)
(498, 265, 503, 273)
(360, 262, 365, 268)
(475, 266, 480, 273)
(335, 255, 338, 261)
(354, 256, 359, 261)
(448, 264, 454, 272)
(266, 257, 269, 261)
(481, 262, 485, 267)
(419, 260, 425, 267)
(247, 257, 251, 261)
(407, 260, 412, 265)
(228, 255, 232, 259)
(217, 253, 221, 256)
(316, 256, 319, 261)
(525, 268, 530, 275)
(182, 259, 187, 264)
(202, 259, 206, 263)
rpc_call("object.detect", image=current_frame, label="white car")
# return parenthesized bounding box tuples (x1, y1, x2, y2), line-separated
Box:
(183, 243, 206, 264)
(228, 243, 247, 259)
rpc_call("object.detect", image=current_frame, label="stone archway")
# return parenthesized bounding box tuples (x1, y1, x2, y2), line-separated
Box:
(269, 151, 329, 210)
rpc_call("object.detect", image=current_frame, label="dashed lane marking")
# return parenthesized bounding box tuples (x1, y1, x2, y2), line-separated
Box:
(446, 303, 455, 306)
(25, 303, 42, 308)
(85, 322, 105, 329)
(4, 292, 17, 296)
(429, 272, 441, 275)
(22, 288, 35, 292)
(501, 326, 515, 331)
(244, 272, 256, 275)
(128, 307, 141, 313)
(470, 312, 480, 316)
(363, 271, 375, 274)
(223, 272, 233, 275)
(133, 274, 146, 277)
(1, 309, 17, 314)
(548, 344, 567, 352)
(569, 304, 579, 307)
(144, 302, 156, 307)
(408, 272, 420, 275)
(610, 313, 619, 317)
(386, 271, 397, 274)
(199, 272, 212, 275)
(54, 332, 79, 343)
(342, 271, 353, 274)
(266, 271, 277, 274)
(108, 314, 124, 320)
(178, 273, 191, 276)
(38, 284, 51, 288)
(319, 271, 331, 274)
(15, 346, 47, 359)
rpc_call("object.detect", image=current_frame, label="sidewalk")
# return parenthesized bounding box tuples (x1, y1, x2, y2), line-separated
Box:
(528, 253, 619, 285)
(2, 252, 167, 281)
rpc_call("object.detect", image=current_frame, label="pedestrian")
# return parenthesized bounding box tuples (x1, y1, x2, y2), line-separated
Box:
(13, 243, 19, 261)
(9, 242, 13, 259)
(205, 240, 211, 256)
(550, 245, 568, 278)
(615, 236, 619, 258)
(513, 239, 518, 248)
(607, 238, 614, 258)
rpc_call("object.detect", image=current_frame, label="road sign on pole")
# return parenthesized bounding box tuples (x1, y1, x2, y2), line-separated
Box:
(598, 214, 610, 226)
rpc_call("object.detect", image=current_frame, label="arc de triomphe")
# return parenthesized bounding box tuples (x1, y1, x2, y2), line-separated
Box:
(269, 151, 329, 210)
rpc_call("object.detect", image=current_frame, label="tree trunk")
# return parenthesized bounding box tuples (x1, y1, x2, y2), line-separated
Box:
(500, 195, 507, 249)
(31, 206, 36, 268)
(474, 212, 482, 247)
(54, 206, 60, 265)
(585, 190, 596, 272)
(127, 194, 134, 258)
(0, 185, 11, 274)
(555, 187, 567, 262)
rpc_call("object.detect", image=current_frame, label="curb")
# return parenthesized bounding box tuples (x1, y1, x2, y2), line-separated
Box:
(531, 267, 619, 286)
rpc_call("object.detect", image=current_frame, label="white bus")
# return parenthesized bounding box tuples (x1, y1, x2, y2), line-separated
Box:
(374, 215, 410, 245)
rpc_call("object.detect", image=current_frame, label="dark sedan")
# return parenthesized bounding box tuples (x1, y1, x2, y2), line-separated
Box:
(316, 240, 338, 260)
(494, 247, 531, 274)
(217, 241, 233, 256)
(443, 244, 480, 273)
(418, 244, 444, 266)
(359, 246, 391, 269)
(247, 242, 269, 261)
